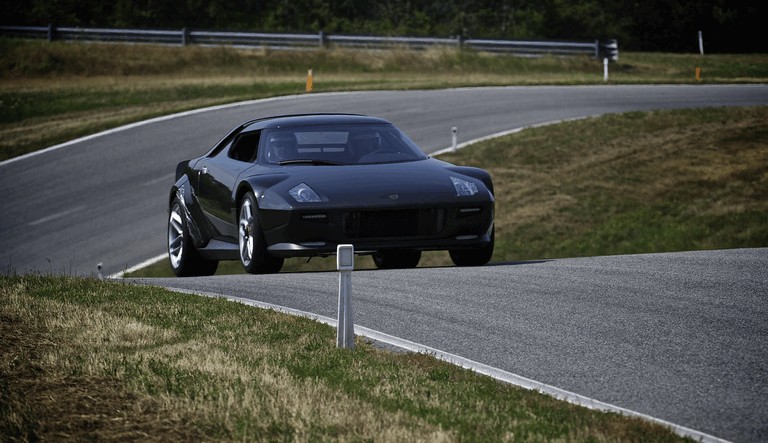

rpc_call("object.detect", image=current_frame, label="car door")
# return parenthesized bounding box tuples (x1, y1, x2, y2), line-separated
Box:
(197, 131, 262, 241)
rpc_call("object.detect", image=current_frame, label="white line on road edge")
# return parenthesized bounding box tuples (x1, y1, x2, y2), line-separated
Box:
(5, 84, 764, 169)
(0, 92, 349, 169)
(1, 88, 600, 169)
(109, 253, 167, 279)
(27, 205, 87, 226)
(153, 285, 730, 443)
(430, 115, 600, 156)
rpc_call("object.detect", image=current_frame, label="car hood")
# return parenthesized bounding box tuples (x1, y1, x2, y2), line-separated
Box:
(260, 159, 490, 209)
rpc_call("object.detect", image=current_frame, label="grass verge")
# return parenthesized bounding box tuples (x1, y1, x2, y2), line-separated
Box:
(2, 38, 767, 161)
(130, 106, 768, 277)
(443, 106, 768, 262)
(1, 274, 691, 442)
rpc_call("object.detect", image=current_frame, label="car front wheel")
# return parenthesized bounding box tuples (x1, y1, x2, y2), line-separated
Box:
(168, 199, 219, 277)
(449, 227, 494, 267)
(239, 192, 284, 274)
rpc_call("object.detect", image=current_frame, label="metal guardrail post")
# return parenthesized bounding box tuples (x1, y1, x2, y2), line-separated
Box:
(319, 30, 327, 48)
(182, 27, 189, 46)
(47, 23, 55, 42)
(336, 244, 355, 349)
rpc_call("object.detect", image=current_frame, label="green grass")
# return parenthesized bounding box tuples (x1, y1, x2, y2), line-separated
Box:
(1, 274, 691, 442)
(443, 106, 768, 261)
(2, 38, 767, 161)
(129, 106, 768, 277)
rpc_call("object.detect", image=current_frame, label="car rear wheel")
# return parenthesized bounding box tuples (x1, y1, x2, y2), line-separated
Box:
(449, 227, 494, 267)
(168, 199, 219, 277)
(239, 192, 284, 274)
(372, 250, 422, 269)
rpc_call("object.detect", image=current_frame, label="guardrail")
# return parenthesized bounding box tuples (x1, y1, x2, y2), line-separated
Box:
(0, 25, 619, 61)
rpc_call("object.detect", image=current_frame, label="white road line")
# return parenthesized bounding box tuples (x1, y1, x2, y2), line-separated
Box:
(150, 285, 729, 443)
(109, 253, 166, 279)
(141, 173, 176, 188)
(3, 84, 763, 169)
(430, 115, 599, 156)
(28, 205, 87, 226)
(0, 92, 352, 169)
(0, 89, 596, 168)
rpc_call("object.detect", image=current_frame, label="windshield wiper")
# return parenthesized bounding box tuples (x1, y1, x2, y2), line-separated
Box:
(278, 159, 347, 166)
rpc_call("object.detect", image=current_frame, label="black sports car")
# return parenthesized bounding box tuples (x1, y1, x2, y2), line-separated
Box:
(168, 114, 494, 276)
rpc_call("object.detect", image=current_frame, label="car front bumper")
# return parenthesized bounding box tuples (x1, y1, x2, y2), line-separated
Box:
(261, 203, 494, 258)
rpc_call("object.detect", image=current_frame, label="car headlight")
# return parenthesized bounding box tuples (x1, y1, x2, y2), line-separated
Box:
(451, 176, 479, 196)
(289, 183, 322, 203)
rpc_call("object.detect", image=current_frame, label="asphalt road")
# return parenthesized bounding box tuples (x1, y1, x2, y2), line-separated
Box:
(2, 85, 768, 275)
(137, 248, 768, 442)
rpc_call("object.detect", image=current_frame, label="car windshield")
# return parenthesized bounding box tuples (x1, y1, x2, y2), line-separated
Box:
(259, 124, 429, 166)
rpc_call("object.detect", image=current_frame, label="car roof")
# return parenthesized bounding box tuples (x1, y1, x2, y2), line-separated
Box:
(241, 114, 392, 132)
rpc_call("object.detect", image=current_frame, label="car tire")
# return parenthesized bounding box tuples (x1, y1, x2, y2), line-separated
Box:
(372, 250, 422, 269)
(449, 227, 495, 267)
(239, 192, 284, 274)
(168, 199, 219, 277)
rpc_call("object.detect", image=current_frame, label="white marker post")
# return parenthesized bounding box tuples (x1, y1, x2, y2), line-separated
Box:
(451, 127, 458, 151)
(336, 244, 355, 349)
(603, 58, 609, 82)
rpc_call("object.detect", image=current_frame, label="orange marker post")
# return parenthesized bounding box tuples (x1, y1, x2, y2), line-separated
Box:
(695, 67, 701, 82)
(306, 69, 314, 92)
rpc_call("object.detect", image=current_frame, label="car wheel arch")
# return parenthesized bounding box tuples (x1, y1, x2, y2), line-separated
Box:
(235, 184, 261, 219)
(168, 186, 179, 208)
(169, 175, 191, 208)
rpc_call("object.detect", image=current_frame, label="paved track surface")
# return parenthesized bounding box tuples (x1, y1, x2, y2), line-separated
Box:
(2, 85, 767, 275)
(138, 248, 768, 442)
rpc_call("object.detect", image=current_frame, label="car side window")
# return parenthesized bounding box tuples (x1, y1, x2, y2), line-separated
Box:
(207, 131, 238, 158)
(228, 131, 261, 163)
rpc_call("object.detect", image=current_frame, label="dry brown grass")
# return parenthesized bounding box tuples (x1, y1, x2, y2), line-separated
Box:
(0, 280, 453, 441)
(0, 284, 207, 441)
(1, 276, 691, 441)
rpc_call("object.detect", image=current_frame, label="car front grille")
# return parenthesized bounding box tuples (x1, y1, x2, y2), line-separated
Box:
(343, 209, 444, 239)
